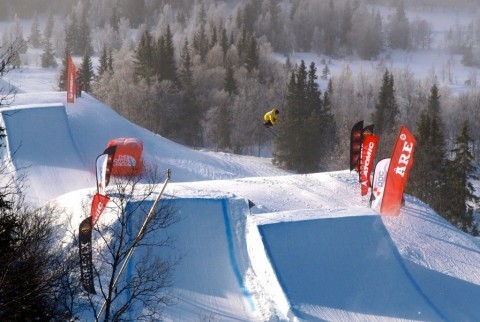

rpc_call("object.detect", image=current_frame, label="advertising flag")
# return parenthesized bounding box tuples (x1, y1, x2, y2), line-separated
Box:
(360, 134, 379, 196)
(350, 121, 364, 171)
(67, 55, 77, 103)
(91, 193, 110, 226)
(362, 124, 375, 136)
(370, 158, 390, 212)
(79, 216, 96, 294)
(380, 126, 416, 216)
(95, 146, 117, 194)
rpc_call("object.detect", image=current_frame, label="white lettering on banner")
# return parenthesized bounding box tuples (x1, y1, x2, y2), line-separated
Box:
(114, 155, 137, 167)
(394, 141, 414, 177)
(362, 141, 375, 179)
(373, 170, 386, 195)
(93, 201, 105, 221)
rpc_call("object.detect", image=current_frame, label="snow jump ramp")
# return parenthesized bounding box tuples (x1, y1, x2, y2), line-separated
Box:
(257, 214, 447, 321)
(0, 103, 92, 204)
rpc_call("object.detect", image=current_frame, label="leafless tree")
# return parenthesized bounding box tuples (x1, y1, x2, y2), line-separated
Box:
(0, 38, 25, 106)
(82, 165, 179, 321)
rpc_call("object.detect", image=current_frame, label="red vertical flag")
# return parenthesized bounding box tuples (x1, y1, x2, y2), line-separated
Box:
(67, 55, 77, 103)
(90, 193, 110, 226)
(360, 134, 379, 196)
(380, 126, 416, 216)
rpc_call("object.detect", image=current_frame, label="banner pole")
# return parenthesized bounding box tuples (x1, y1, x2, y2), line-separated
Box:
(96, 169, 171, 321)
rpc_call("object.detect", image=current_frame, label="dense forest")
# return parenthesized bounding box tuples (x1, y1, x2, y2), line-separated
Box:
(1, 0, 479, 233)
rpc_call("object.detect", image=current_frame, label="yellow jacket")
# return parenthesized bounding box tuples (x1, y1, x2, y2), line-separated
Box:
(264, 108, 279, 125)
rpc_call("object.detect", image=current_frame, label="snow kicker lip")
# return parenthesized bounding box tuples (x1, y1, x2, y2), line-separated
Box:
(258, 215, 446, 321)
(0, 103, 89, 204)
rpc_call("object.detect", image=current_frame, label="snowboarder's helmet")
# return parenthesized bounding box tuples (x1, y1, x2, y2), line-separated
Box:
(274, 108, 279, 114)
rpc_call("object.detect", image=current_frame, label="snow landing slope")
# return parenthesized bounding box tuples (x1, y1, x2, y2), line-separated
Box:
(0, 92, 287, 204)
(2, 92, 480, 321)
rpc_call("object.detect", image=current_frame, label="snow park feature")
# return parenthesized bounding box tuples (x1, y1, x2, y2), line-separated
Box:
(1, 87, 480, 320)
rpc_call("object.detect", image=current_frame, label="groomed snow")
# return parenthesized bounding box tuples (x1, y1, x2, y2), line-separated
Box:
(1, 66, 479, 321)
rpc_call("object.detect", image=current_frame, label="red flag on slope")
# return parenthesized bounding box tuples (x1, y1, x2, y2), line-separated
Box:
(90, 193, 110, 226)
(380, 126, 416, 216)
(67, 55, 77, 103)
(360, 134, 379, 196)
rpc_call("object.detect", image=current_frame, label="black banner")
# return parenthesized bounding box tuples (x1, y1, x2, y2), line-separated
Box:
(362, 124, 375, 136)
(79, 216, 96, 294)
(350, 120, 364, 171)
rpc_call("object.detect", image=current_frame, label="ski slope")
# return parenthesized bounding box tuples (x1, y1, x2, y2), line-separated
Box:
(1, 92, 287, 204)
(1, 85, 479, 320)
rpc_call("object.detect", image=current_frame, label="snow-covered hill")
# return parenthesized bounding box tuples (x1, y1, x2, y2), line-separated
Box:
(1, 73, 479, 320)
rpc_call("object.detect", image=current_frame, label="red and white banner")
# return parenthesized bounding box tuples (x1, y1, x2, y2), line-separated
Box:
(67, 55, 77, 103)
(370, 158, 390, 212)
(380, 126, 416, 216)
(360, 134, 379, 196)
(95, 146, 117, 195)
(90, 193, 110, 226)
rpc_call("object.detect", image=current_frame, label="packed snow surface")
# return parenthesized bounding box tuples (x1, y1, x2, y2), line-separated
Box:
(1, 77, 479, 321)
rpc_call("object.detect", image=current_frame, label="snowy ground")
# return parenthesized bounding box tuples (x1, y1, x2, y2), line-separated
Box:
(1, 67, 480, 321)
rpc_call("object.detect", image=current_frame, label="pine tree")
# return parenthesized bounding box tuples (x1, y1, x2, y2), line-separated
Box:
(237, 24, 249, 58)
(79, 49, 94, 92)
(220, 26, 229, 60)
(97, 45, 109, 76)
(407, 84, 448, 213)
(273, 61, 332, 173)
(28, 12, 42, 48)
(133, 30, 155, 85)
(193, 22, 208, 63)
(41, 37, 57, 68)
(388, 0, 410, 50)
(339, 0, 353, 51)
(372, 69, 398, 136)
(58, 49, 69, 91)
(178, 38, 201, 148)
(274, 70, 301, 170)
(447, 121, 479, 234)
(65, 14, 77, 55)
(43, 11, 54, 41)
(158, 25, 178, 85)
(209, 25, 218, 49)
(224, 60, 237, 96)
(193, 4, 208, 62)
(244, 34, 259, 72)
(110, 6, 119, 33)
(264, 0, 282, 50)
(179, 38, 193, 90)
(77, 8, 92, 56)
(107, 49, 113, 73)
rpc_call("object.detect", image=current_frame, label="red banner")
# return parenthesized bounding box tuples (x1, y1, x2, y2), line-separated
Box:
(67, 55, 77, 103)
(360, 134, 379, 196)
(380, 126, 416, 216)
(90, 193, 110, 226)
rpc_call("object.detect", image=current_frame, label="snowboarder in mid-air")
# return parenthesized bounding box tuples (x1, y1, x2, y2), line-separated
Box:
(263, 108, 280, 128)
